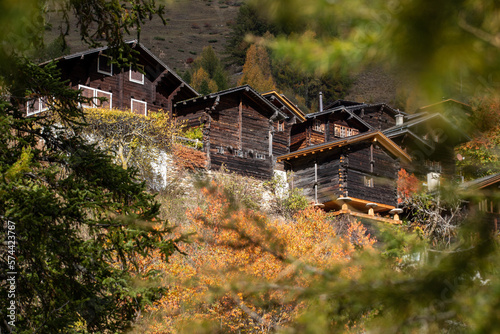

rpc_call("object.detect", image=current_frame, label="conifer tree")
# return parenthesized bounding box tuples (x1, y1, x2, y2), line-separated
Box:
(188, 46, 228, 93)
(0, 1, 183, 333)
(191, 67, 218, 95)
(238, 44, 276, 92)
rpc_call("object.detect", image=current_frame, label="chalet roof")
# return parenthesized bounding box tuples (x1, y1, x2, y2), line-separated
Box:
(418, 99, 472, 113)
(261, 91, 306, 122)
(41, 40, 198, 97)
(175, 85, 287, 119)
(277, 131, 412, 163)
(306, 105, 374, 131)
(385, 128, 434, 150)
(323, 100, 365, 110)
(461, 173, 500, 190)
(383, 112, 470, 142)
(345, 102, 406, 116)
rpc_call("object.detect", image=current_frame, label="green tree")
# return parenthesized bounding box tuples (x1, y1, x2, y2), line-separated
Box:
(225, 2, 283, 66)
(252, 0, 500, 104)
(190, 67, 218, 95)
(189, 46, 229, 93)
(238, 44, 276, 92)
(0, 1, 182, 333)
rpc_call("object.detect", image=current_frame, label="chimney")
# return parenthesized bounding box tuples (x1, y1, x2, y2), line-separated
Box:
(395, 113, 404, 126)
(319, 92, 323, 112)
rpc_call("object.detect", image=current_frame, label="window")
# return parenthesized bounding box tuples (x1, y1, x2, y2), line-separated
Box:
(78, 85, 112, 109)
(312, 119, 324, 132)
(131, 99, 147, 116)
(129, 64, 145, 84)
(364, 176, 374, 187)
(26, 97, 48, 116)
(97, 54, 113, 76)
(216, 146, 225, 154)
(334, 124, 359, 138)
(255, 153, 266, 160)
(276, 121, 284, 132)
(234, 149, 244, 158)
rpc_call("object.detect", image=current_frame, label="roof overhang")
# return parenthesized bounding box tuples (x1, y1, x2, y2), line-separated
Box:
(262, 91, 306, 122)
(40, 40, 199, 97)
(176, 85, 286, 119)
(277, 131, 412, 163)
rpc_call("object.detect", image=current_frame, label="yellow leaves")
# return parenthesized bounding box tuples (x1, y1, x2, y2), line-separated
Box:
(137, 182, 377, 333)
(238, 44, 276, 92)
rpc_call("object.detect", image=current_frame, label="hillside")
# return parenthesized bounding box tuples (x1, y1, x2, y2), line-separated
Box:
(44, 0, 245, 75)
(44, 0, 405, 109)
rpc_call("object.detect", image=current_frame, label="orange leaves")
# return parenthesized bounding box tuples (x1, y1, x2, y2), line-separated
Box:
(171, 143, 207, 171)
(397, 169, 420, 203)
(138, 182, 377, 333)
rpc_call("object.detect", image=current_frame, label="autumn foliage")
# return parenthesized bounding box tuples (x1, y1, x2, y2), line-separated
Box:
(137, 182, 375, 333)
(397, 169, 420, 203)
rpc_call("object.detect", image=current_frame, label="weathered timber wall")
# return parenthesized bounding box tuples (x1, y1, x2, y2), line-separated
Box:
(286, 150, 342, 203)
(346, 142, 399, 206)
(60, 54, 188, 115)
(356, 106, 396, 130)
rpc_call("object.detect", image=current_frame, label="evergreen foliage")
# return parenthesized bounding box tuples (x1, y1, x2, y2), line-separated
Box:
(225, 2, 282, 66)
(0, 1, 182, 333)
(187, 46, 229, 94)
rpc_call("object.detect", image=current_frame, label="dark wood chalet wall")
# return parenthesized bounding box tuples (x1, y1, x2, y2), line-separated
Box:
(346, 142, 400, 206)
(272, 121, 290, 157)
(287, 150, 342, 204)
(59, 54, 191, 115)
(357, 106, 396, 130)
(209, 95, 274, 179)
(290, 123, 307, 152)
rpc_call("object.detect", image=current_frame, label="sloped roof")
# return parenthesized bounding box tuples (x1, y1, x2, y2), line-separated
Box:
(306, 105, 374, 131)
(175, 85, 287, 119)
(262, 91, 306, 122)
(461, 173, 500, 190)
(418, 99, 472, 113)
(40, 40, 198, 97)
(383, 112, 470, 142)
(277, 131, 412, 163)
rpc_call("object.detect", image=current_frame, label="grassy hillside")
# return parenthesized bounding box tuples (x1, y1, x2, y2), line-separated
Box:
(43, 0, 406, 108)
(44, 0, 244, 75)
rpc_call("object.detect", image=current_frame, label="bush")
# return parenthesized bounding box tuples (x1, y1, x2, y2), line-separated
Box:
(264, 173, 309, 218)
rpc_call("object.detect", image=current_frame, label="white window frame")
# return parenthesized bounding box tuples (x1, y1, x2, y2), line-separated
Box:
(26, 97, 49, 116)
(78, 85, 112, 109)
(255, 152, 266, 160)
(334, 124, 359, 138)
(97, 54, 113, 76)
(129, 65, 145, 84)
(131, 98, 147, 116)
(312, 119, 324, 133)
(216, 146, 225, 154)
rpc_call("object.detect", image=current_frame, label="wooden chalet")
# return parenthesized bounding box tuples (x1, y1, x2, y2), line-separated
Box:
(174, 85, 287, 179)
(383, 112, 470, 188)
(262, 91, 307, 165)
(27, 40, 198, 116)
(278, 131, 411, 213)
(289, 104, 374, 152)
(461, 173, 500, 231)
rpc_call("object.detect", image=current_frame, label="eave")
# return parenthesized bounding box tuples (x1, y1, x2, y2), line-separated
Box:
(277, 131, 412, 163)
(262, 91, 306, 122)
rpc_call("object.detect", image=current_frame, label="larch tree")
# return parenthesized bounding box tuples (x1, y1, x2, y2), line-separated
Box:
(0, 1, 185, 333)
(238, 44, 276, 92)
(187, 46, 228, 94)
